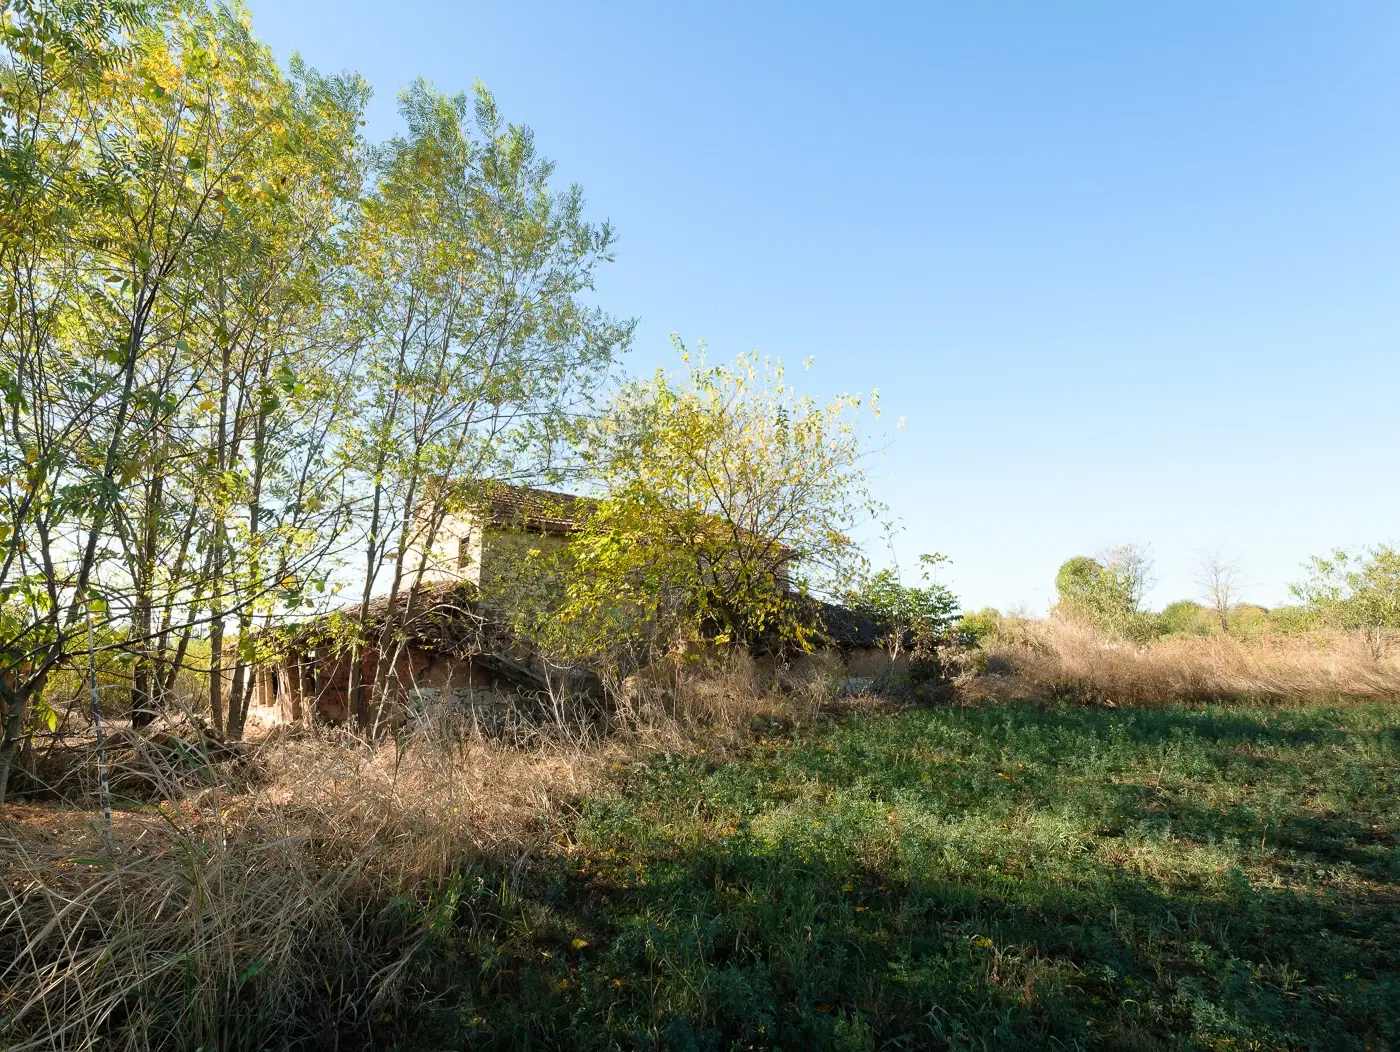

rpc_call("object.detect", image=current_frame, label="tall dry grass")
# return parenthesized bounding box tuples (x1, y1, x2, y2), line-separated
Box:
(0, 658, 838, 1051)
(969, 617, 1400, 706)
(1, 730, 603, 1050)
(614, 648, 842, 742)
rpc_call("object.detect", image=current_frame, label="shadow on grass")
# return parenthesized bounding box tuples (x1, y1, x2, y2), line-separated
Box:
(390, 702, 1400, 1051)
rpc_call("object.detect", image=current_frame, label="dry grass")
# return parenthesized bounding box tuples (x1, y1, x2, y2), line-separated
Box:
(0, 659, 838, 1051)
(968, 616, 1400, 706)
(0, 723, 608, 1051)
(614, 648, 842, 744)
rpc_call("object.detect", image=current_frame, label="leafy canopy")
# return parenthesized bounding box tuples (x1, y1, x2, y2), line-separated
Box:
(847, 553, 960, 665)
(1054, 545, 1155, 640)
(506, 339, 881, 676)
(1291, 545, 1400, 657)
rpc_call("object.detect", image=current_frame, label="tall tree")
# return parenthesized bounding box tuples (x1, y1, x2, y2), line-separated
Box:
(340, 80, 631, 729)
(0, 0, 371, 802)
(186, 39, 369, 740)
(1197, 549, 1243, 634)
(0, 0, 161, 802)
(508, 340, 880, 687)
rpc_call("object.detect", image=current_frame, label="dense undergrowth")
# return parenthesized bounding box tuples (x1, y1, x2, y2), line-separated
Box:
(970, 618, 1400, 707)
(5, 678, 1400, 1049)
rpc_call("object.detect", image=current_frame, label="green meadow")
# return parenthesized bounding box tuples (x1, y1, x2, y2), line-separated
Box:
(404, 701, 1400, 1050)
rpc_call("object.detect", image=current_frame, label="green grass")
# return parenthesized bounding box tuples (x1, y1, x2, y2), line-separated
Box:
(397, 702, 1400, 1050)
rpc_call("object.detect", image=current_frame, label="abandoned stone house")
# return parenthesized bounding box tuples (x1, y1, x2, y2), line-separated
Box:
(240, 485, 887, 726)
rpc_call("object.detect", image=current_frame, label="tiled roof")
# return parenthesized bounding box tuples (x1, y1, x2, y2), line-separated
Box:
(281, 582, 485, 658)
(481, 485, 594, 536)
(810, 599, 885, 650)
(281, 583, 552, 690)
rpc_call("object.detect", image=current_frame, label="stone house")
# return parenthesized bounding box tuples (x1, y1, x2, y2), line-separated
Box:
(242, 485, 889, 726)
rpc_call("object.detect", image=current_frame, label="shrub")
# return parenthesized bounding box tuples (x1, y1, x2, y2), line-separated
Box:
(846, 558, 960, 678)
(1158, 600, 1211, 637)
(1054, 547, 1156, 642)
(1269, 604, 1322, 635)
(956, 608, 1001, 644)
(1227, 603, 1273, 639)
(1292, 545, 1400, 658)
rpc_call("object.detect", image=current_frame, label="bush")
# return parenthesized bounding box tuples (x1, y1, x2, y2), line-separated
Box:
(1292, 545, 1400, 658)
(1053, 547, 1155, 641)
(847, 563, 960, 662)
(1227, 603, 1273, 639)
(1158, 600, 1211, 637)
(956, 608, 1000, 644)
(1269, 604, 1322, 635)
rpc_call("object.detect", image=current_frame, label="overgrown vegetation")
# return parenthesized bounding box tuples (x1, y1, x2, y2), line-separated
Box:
(494, 340, 882, 688)
(1291, 545, 1400, 659)
(846, 552, 960, 680)
(5, 4, 1400, 1051)
(971, 615, 1400, 707)
(0, 0, 638, 795)
(1051, 543, 1400, 654)
(1053, 546, 1157, 642)
(0, 0, 886, 796)
(7, 688, 1396, 1050)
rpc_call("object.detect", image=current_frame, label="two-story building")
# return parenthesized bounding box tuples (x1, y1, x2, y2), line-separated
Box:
(240, 484, 883, 727)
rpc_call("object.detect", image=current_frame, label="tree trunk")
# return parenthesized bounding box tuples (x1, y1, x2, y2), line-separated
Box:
(290, 650, 305, 723)
(209, 618, 225, 737)
(0, 683, 30, 806)
(131, 473, 163, 728)
(227, 638, 249, 740)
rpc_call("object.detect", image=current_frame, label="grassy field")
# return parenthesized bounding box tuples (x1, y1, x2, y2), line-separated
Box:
(5, 695, 1398, 1050)
(398, 700, 1400, 1050)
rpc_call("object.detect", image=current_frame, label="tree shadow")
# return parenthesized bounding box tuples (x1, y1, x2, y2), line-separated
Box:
(399, 703, 1400, 1050)
(411, 824, 1397, 1051)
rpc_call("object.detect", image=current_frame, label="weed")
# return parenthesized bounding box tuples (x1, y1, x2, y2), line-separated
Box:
(4, 694, 1398, 1049)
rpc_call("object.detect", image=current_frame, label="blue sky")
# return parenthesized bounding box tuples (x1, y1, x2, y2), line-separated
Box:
(248, 1, 1400, 613)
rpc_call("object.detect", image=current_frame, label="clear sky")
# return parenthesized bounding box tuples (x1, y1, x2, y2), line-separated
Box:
(246, 1, 1400, 614)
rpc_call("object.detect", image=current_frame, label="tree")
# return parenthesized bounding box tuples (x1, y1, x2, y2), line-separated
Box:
(1291, 545, 1400, 659)
(1054, 544, 1156, 640)
(1197, 549, 1242, 633)
(339, 79, 631, 730)
(514, 340, 881, 686)
(0, 0, 372, 801)
(75, 5, 371, 738)
(186, 39, 370, 740)
(0, 0, 637, 799)
(0, 0, 165, 802)
(1158, 599, 1210, 636)
(847, 554, 960, 677)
